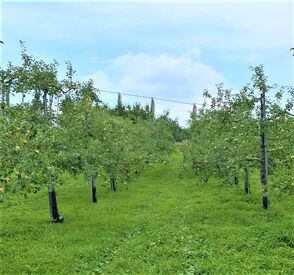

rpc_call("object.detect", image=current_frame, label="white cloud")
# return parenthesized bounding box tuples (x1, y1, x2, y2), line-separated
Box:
(89, 51, 224, 100)
(87, 71, 113, 90)
(86, 51, 224, 125)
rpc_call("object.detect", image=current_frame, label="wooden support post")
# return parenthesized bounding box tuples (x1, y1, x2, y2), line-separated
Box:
(22, 94, 25, 106)
(151, 97, 155, 118)
(45, 89, 63, 221)
(192, 104, 197, 119)
(118, 93, 122, 108)
(260, 86, 269, 209)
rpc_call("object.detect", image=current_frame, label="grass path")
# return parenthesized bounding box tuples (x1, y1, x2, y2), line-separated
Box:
(1, 151, 294, 274)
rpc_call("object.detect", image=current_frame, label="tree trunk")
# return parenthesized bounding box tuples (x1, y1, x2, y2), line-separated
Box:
(244, 167, 250, 194)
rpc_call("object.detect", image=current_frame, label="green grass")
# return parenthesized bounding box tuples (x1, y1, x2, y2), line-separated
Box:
(1, 151, 294, 274)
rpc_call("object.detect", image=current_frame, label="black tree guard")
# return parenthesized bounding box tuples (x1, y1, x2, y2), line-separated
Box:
(90, 176, 97, 203)
(263, 195, 270, 209)
(110, 178, 116, 192)
(48, 187, 64, 223)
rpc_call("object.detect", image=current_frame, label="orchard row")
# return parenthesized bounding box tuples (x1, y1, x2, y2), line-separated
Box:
(182, 66, 294, 204)
(0, 42, 175, 221)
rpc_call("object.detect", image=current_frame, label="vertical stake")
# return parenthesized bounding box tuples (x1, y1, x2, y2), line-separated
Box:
(45, 87, 63, 221)
(151, 97, 155, 118)
(22, 94, 25, 106)
(118, 93, 122, 108)
(192, 103, 197, 120)
(260, 86, 269, 209)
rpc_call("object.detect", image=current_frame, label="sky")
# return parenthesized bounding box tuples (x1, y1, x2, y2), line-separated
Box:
(0, 0, 293, 125)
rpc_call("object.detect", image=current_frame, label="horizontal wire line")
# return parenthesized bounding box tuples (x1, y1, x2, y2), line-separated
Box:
(98, 89, 202, 106)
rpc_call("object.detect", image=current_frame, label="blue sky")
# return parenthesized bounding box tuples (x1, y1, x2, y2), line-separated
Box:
(0, 0, 293, 125)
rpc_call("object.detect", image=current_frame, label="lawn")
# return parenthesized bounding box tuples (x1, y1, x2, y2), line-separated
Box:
(1, 151, 294, 274)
